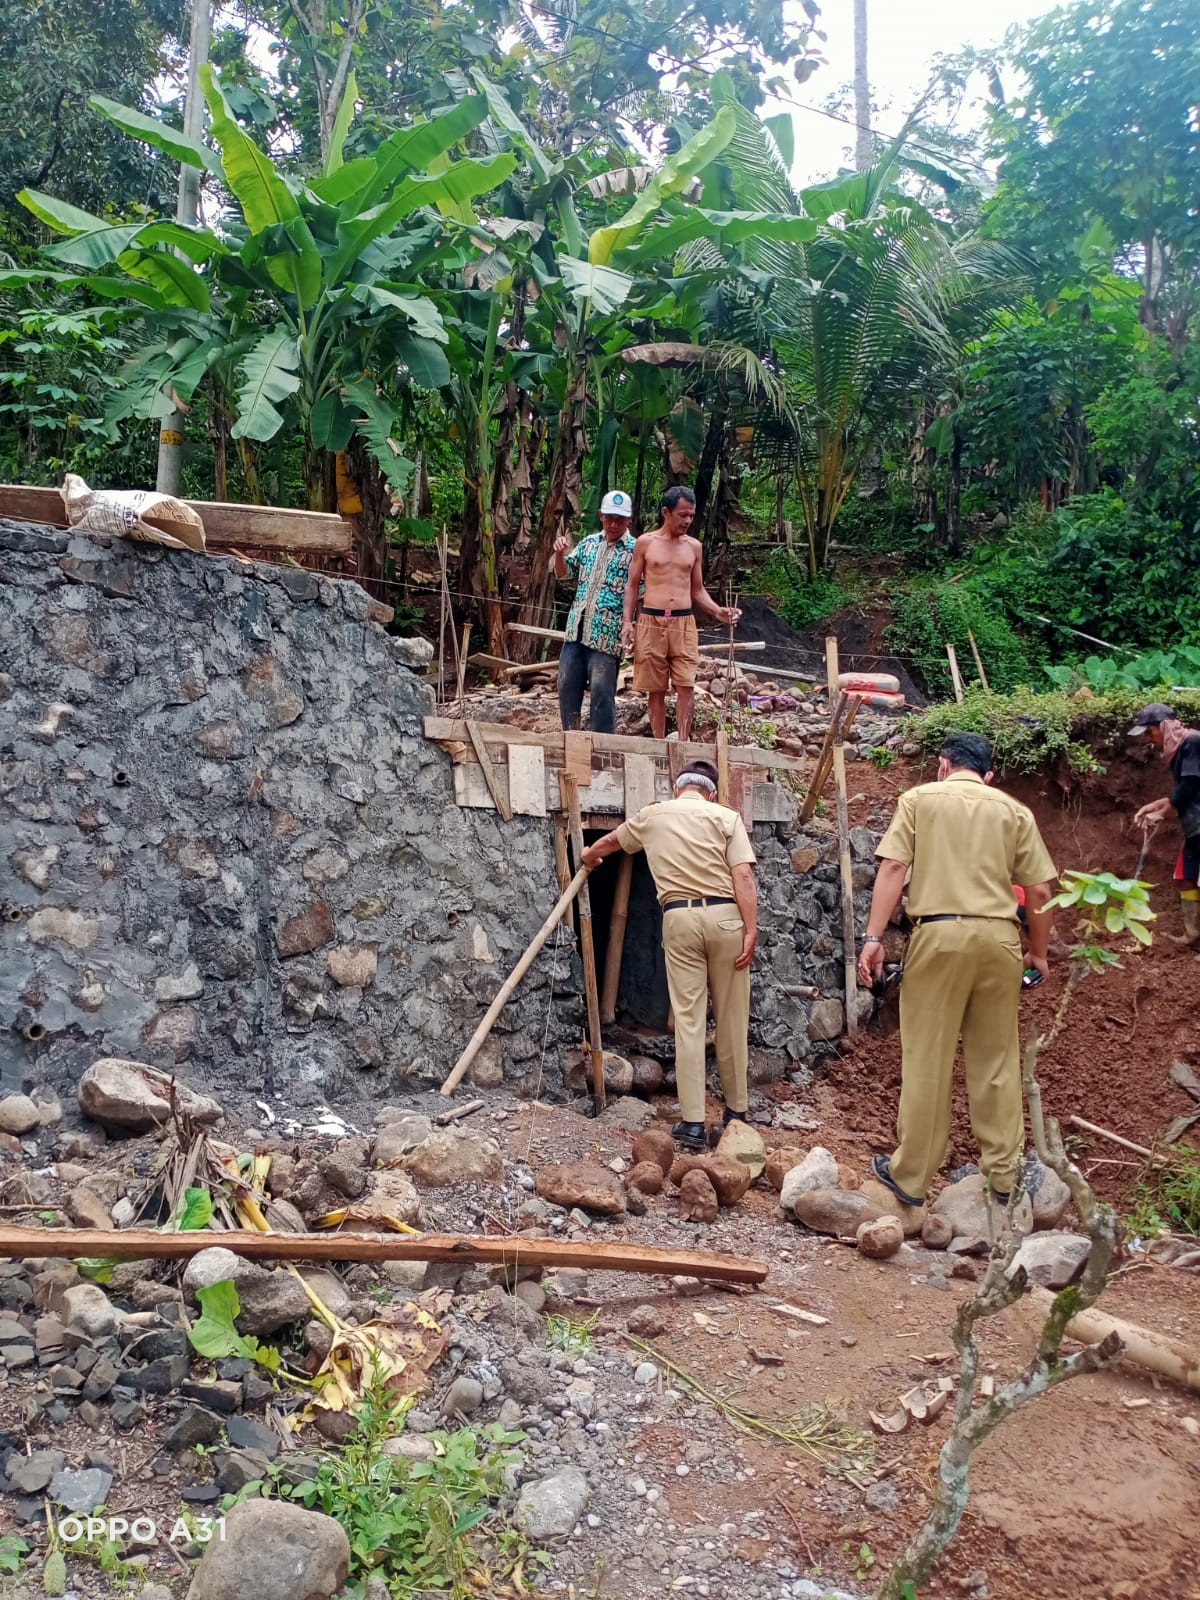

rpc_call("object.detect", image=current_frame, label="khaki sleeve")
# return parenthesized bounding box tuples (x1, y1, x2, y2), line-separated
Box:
(617, 807, 650, 854)
(726, 815, 757, 868)
(1012, 806, 1056, 886)
(876, 790, 917, 864)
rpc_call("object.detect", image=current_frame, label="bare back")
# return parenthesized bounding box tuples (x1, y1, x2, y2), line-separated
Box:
(637, 529, 701, 610)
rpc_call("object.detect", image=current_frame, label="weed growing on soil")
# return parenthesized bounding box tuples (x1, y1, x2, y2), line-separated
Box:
(273, 1372, 535, 1599)
(1125, 1145, 1200, 1238)
(0, 1535, 28, 1575)
(544, 1309, 598, 1356)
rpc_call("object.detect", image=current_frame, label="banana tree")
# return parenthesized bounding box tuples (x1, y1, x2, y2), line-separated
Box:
(5, 71, 515, 577)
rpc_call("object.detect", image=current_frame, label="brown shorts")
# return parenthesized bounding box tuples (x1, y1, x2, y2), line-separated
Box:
(633, 613, 700, 691)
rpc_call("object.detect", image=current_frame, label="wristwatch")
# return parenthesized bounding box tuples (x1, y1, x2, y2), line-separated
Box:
(861, 935, 883, 944)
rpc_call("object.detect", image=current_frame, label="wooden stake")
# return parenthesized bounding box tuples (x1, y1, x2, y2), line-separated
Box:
(562, 773, 606, 1113)
(716, 727, 730, 807)
(601, 852, 634, 1025)
(946, 643, 965, 703)
(435, 1098, 484, 1125)
(1066, 1116, 1154, 1160)
(465, 720, 512, 822)
(554, 821, 571, 893)
(455, 622, 471, 705)
(825, 638, 859, 1040)
(967, 629, 990, 692)
(440, 867, 588, 1096)
(799, 690, 848, 822)
(0, 1224, 769, 1286)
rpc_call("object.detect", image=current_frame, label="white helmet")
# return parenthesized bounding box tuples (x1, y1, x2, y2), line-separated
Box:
(600, 489, 633, 518)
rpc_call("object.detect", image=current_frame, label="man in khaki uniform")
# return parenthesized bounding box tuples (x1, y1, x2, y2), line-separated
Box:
(581, 759, 757, 1149)
(858, 732, 1057, 1206)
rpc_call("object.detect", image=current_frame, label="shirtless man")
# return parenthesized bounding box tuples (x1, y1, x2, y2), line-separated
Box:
(621, 486, 740, 740)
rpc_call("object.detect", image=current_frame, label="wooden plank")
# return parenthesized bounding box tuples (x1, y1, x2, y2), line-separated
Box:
(668, 741, 688, 787)
(623, 753, 657, 817)
(826, 638, 858, 1041)
(564, 730, 594, 787)
(546, 767, 627, 815)
(946, 643, 965, 703)
(507, 743, 548, 817)
(562, 773, 606, 1113)
(752, 781, 795, 824)
(716, 728, 730, 806)
(456, 623, 471, 704)
(466, 720, 512, 822)
(423, 720, 807, 776)
(506, 622, 568, 642)
(0, 1223, 769, 1286)
(601, 853, 634, 1024)
(0, 483, 352, 556)
(554, 822, 571, 893)
(696, 641, 766, 655)
(730, 766, 754, 830)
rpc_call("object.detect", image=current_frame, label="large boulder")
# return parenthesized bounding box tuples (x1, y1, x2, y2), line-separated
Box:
(928, 1173, 1030, 1242)
(1026, 1156, 1072, 1230)
(514, 1468, 589, 1540)
(182, 1247, 311, 1336)
(715, 1120, 766, 1181)
(0, 1094, 41, 1136)
(764, 1148, 807, 1192)
(860, 1177, 926, 1237)
(536, 1163, 626, 1215)
(779, 1147, 839, 1213)
(565, 1051, 634, 1097)
(1009, 1231, 1091, 1289)
(401, 1129, 504, 1187)
(79, 1059, 222, 1133)
(679, 1168, 719, 1223)
(373, 1114, 434, 1166)
(631, 1127, 676, 1176)
(791, 1188, 882, 1236)
(185, 1498, 349, 1600)
(668, 1153, 751, 1207)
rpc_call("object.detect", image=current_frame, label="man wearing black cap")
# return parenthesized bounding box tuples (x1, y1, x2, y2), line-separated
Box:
(1131, 703, 1200, 949)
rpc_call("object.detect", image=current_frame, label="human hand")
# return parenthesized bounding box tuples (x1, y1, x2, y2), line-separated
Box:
(1028, 954, 1050, 981)
(724, 605, 742, 627)
(553, 536, 570, 555)
(581, 844, 603, 873)
(621, 620, 635, 654)
(735, 932, 756, 970)
(858, 939, 885, 987)
(1134, 799, 1168, 827)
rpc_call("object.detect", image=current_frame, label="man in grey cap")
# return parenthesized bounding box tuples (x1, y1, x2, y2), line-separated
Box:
(1131, 703, 1200, 949)
(553, 489, 636, 734)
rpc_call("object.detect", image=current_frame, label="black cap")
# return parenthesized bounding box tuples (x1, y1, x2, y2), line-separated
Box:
(1127, 702, 1175, 736)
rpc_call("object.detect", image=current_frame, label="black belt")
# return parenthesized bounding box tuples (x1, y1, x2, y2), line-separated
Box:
(912, 914, 1014, 924)
(663, 896, 736, 912)
(641, 606, 693, 617)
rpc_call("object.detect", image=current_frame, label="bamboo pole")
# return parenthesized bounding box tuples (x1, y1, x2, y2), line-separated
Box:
(562, 773, 606, 1113)
(1067, 1116, 1154, 1160)
(799, 690, 848, 822)
(716, 727, 730, 806)
(600, 852, 634, 1025)
(946, 643, 965, 703)
(967, 628, 990, 691)
(437, 526, 448, 704)
(456, 622, 471, 705)
(1028, 1289, 1200, 1393)
(826, 638, 858, 1039)
(0, 1224, 769, 1286)
(440, 867, 588, 1096)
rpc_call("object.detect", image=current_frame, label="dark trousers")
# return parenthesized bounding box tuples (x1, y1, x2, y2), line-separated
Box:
(559, 640, 619, 734)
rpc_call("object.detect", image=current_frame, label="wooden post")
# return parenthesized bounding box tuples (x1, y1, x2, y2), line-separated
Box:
(554, 821, 571, 893)
(437, 526, 448, 704)
(456, 622, 471, 704)
(561, 773, 606, 1113)
(716, 727, 730, 806)
(601, 852, 634, 1025)
(946, 643, 965, 703)
(799, 690, 848, 822)
(440, 867, 588, 1096)
(825, 638, 859, 1040)
(465, 722, 512, 822)
(967, 628, 990, 692)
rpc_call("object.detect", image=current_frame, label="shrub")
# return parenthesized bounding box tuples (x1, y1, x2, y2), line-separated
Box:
(757, 550, 852, 629)
(886, 578, 1038, 697)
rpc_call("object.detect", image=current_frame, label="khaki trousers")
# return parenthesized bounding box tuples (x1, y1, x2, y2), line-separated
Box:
(662, 903, 750, 1122)
(891, 917, 1025, 1200)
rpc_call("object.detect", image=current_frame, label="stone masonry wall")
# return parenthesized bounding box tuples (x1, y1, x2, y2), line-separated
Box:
(1, 522, 872, 1109)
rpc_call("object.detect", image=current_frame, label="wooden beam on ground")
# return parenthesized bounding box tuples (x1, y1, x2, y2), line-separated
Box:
(506, 622, 568, 642)
(826, 638, 859, 1041)
(440, 868, 589, 1095)
(422, 719, 808, 777)
(601, 852, 634, 1025)
(466, 721, 512, 822)
(946, 643, 965, 703)
(0, 1224, 768, 1286)
(562, 773, 605, 1114)
(0, 483, 352, 556)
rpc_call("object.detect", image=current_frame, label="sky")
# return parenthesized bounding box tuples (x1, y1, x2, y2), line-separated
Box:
(774, 0, 1058, 184)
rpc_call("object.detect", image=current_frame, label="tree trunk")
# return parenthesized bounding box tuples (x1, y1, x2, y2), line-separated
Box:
(512, 362, 589, 662)
(345, 437, 388, 584)
(693, 397, 727, 524)
(853, 0, 872, 171)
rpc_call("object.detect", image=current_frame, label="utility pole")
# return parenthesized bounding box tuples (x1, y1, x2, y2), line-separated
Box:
(853, 0, 872, 171)
(155, 0, 212, 494)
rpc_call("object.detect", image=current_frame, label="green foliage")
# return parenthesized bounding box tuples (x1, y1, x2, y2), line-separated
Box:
(1046, 647, 1200, 694)
(1125, 1145, 1200, 1239)
(886, 578, 1034, 697)
(275, 1376, 533, 1598)
(187, 1281, 283, 1372)
(1045, 871, 1155, 966)
(174, 1186, 215, 1231)
(758, 551, 851, 630)
(42, 1548, 67, 1596)
(0, 1535, 29, 1575)
(544, 1309, 598, 1357)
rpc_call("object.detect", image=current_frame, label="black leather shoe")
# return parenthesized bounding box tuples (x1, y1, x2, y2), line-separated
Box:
(722, 1107, 748, 1126)
(871, 1154, 925, 1207)
(672, 1120, 706, 1150)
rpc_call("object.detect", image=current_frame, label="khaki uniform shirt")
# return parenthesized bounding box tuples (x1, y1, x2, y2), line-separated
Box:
(617, 792, 757, 905)
(876, 771, 1055, 919)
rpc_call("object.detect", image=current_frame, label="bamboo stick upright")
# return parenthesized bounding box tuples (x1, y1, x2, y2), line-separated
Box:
(825, 638, 859, 1040)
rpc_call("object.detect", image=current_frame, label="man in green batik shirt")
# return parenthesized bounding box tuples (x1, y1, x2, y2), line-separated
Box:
(553, 489, 637, 734)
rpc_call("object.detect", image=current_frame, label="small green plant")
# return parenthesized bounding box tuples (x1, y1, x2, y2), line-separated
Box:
(60, 1534, 135, 1586)
(187, 1280, 283, 1372)
(1125, 1145, 1200, 1239)
(544, 1309, 598, 1356)
(843, 1539, 876, 1581)
(1045, 870, 1155, 967)
(0, 1534, 29, 1575)
(869, 745, 896, 769)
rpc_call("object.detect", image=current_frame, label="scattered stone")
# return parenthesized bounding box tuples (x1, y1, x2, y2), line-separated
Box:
(164, 1408, 223, 1453)
(276, 900, 335, 959)
(383, 1434, 436, 1462)
(630, 1127, 676, 1176)
(512, 1281, 546, 1316)
(1009, 1231, 1091, 1289)
(361, 1171, 423, 1227)
(625, 1161, 665, 1196)
(320, 1138, 370, 1199)
(779, 1147, 839, 1212)
(714, 1119, 766, 1180)
(49, 1465, 113, 1514)
(807, 998, 845, 1041)
(514, 1467, 589, 1540)
(181, 1379, 242, 1414)
(679, 1168, 719, 1223)
(183, 1248, 310, 1335)
(0, 1095, 40, 1136)
(565, 1050, 634, 1097)
(5, 1450, 65, 1494)
(630, 1056, 665, 1094)
(78, 1058, 222, 1132)
(62, 1282, 121, 1341)
(791, 1187, 882, 1236)
(185, 1498, 350, 1600)
(227, 1415, 279, 1459)
(669, 1153, 751, 1207)
(536, 1164, 625, 1215)
(625, 1305, 665, 1338)
(860, 1177, 926, 1237)
(856, 1216, 904, 1259)
(65, 1181, 116, 1231)
(764, 1148, 807, 1192)
(865, 1479, 899, 1514)
(633, 1362, 658, 1386)
(441, 1376, 484, 1416)
(402, 1128, 504, 1187)
(1026, 1155, 1071, 1230)
(921, 1214, 954, 1250)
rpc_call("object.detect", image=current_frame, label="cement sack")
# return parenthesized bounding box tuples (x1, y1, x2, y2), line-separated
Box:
(60, 472, 206, 553)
